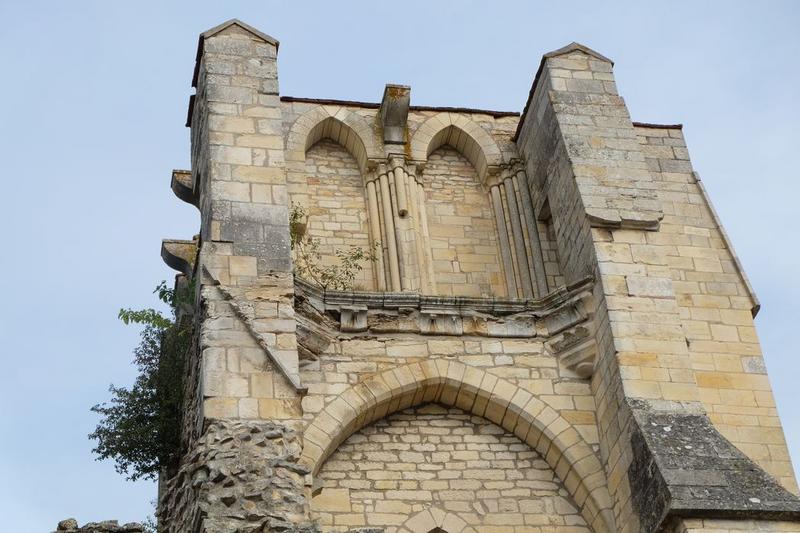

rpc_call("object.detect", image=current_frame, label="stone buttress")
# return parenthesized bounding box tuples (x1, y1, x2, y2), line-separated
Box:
(514, 44, 800, 531)
(159, 20, 315, 532)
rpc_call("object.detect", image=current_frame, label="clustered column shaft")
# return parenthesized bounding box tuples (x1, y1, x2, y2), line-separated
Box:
(369, 157, 548, 299)
(365, 179, 387, 291)
(503, 172, 534, 297)
(490, 184, 518, 297)
(489, 166, 549, 298)
(375, 164, 401, 291)
(366, 157, 437, 294)
(414, 171, 437, 294)
(515, 169, 549, 297)
(390, 155, 409, 217)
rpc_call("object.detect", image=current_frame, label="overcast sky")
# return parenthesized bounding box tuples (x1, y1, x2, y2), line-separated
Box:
(1, 1, 798, 531)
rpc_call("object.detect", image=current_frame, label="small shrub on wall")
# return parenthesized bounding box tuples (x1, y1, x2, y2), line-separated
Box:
(290, 203, 377, 291)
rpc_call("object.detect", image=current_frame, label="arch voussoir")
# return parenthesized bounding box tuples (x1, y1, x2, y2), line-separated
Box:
(502, 387, 533, 429)
(453, 364, 483, 412)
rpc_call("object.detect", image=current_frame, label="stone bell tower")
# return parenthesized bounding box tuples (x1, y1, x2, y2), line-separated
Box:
(154, 19, 800, 533)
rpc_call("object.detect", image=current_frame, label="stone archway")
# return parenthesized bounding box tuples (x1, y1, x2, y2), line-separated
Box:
(284, 105, 382, 290)
(398, 507, 472, 533)
(409, 113, 504, 183)
(301, 360, 615, 532)
(285, 105, 381, 173)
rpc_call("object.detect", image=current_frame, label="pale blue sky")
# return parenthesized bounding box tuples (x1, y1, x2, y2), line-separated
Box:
(1, 1, 798, 531)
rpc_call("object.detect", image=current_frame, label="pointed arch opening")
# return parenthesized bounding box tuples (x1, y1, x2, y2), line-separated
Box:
(302, 360, 615, 533)
(312, 403, 592, 532)
(409, 113, 503, 183)
(285, 108, 381, 291)
(427, 124, 489, 182)
(305, 116, 369, 173)
(410, 115, 507, 297)
(286, 106, 380, 174)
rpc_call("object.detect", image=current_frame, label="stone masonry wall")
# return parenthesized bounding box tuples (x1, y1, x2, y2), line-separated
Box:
(420, 146, 506, 297)
(666, 518, 800, 532)
(299, 334, 599, 450)
(154, 20, 800, 533)
(515, 43, 799, 530)
(188, 20, 303, 429)
(279, 101, 556, 299)
(539, 219, 566, 293)
(198, 283, 302, 422)
(637, 125, 797, 492)
(516, 49, 638, 529)
(289, 138, 375, 291)
(312, 404, 589, 532)
(159, 22, 315, 532)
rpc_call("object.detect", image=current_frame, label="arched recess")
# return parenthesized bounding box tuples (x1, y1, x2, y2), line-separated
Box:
(285, 106, 381, 173)
(409, 113, 504, 183)
(398, 507, 473, 533)
(301, 360, 616, 533)
(409, 114, 509, 297)
(285, 106, 382, 290)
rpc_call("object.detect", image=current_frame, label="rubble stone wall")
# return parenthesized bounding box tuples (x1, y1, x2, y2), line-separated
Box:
(53, 519, 143, 533)
(157, 420, 317, 533)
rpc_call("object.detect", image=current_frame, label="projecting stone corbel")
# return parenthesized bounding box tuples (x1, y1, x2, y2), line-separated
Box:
(549, 326, 597, 378)
(378, 84, 410, 146)
(419, 308, 463, 336)
(340, 306, 368, 332)
(586, 208, 662, 232)
(170, 169, 199, 207)
(161, 237, 198, 275)
(542, 287, 598, 377)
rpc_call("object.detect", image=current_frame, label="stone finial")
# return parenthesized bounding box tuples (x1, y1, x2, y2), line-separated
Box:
(191, 19, 279, 89)
(542, 41, 613, 64)
(199, 18, 279, 47)
(513, 41, 612, 143)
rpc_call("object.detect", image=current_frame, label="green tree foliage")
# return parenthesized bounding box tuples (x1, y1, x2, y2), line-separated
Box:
(89, 281, 193, 481)
(90, 203, 372, 485)
(290, 203, 377, 291)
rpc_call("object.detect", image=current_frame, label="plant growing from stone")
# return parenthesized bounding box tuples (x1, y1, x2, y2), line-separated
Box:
(89, 280, 193, 481)
(290, 203, 377, 291)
